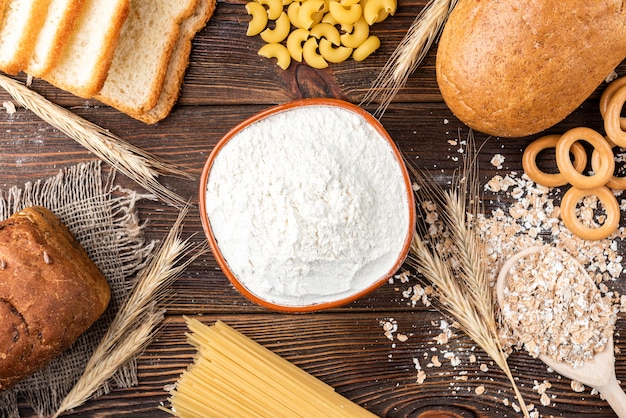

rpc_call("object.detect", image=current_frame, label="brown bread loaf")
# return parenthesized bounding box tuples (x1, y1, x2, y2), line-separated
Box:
(0, 206, 110, 390)
(436, 0, 626, 137)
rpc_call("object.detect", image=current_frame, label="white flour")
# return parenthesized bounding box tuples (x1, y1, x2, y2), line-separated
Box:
(205, 104, 411, 307)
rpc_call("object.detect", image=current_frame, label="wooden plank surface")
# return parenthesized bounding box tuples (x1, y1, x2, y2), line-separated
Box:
(1, 0, 625, 416)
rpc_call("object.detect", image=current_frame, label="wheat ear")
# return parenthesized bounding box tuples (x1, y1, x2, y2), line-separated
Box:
(406, 135, 530, 417)
(361, 0, 457, 118)
(0, 74, 191, 207)
(53, 205, 206, 417)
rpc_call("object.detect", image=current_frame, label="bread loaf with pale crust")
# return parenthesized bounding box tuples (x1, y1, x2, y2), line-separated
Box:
(0, 206, 110, 391)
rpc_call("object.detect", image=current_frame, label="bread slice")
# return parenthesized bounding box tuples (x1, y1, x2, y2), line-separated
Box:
(42, 0, 129, 98)
(94, 0, 200, 115)
(25, 0, 86, 78)
(0, 0, 51, 75)
(132, 0, 216, 124)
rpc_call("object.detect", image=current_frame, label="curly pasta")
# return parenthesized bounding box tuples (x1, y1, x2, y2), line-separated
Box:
(245, 0, 395, 69)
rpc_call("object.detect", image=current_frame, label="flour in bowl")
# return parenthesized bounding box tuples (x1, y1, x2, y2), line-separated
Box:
(204, 104, 412, 308)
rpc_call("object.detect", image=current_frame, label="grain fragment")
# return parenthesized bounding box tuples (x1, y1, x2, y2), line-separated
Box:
(571, 380, 585, 393)
(2, 101, 15, 114)
(475, 385, 485, 395)
(490, 153, 505, 169)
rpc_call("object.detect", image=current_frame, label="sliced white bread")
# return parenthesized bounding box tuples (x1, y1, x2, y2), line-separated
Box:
(95, 0, 200, 115)
(25, 0, 86, 77)
(0, 0, 51, 75)
(132, 0, 216, 124)
(43, 0, 129, 98)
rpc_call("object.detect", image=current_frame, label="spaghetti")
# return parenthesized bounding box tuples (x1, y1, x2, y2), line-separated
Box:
(162, 318, 377, 418)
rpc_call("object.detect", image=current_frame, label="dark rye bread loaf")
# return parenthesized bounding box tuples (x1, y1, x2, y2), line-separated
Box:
(0, 206, 110, 390)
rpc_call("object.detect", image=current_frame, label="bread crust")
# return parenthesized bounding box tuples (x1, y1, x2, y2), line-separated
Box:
(132, 0, 216, 124)
(0, 206, 110, 390)
(436, 0, 626, 137)
(0, 0, 52, 75)
(25, 0, 87, 78)
(43, 0, 130, 98)
(95, 0, 202, 115)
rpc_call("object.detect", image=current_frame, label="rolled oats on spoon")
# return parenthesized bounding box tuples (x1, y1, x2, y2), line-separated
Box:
(496, 245, 626, 417)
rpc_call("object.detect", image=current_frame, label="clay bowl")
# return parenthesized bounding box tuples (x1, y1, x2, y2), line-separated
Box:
(199, 98, 415, 312)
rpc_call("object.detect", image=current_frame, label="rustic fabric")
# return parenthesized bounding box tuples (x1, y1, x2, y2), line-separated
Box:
(0, 161, 155, 417)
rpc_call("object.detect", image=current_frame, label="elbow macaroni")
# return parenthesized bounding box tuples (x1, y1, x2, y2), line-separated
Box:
(309, 22, 340, 46)
(260, 12, 291, 43)
(246, 2, 268, 36)
(258, 43, 292, 70)
(245, 0, 395, 69)
(298, 0, 325, 28)
(352, 34, 380, 61)
(328, 1, 362, 25)
(363, 0, 395, 24)
(286, 28, 310, 62)
(319, 39, 352, 63)
(302, 38, 328, 68)
(258, 0, 284, 20)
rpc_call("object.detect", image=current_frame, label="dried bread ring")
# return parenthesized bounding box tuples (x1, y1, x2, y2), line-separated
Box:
(590, 135, 626, 190)
(555, 127, 614, 189)
(560, 186, 619, 241)
(600, 77, 626, 131)
(604, 84, 626, 148)
(522, 134, 587, 187)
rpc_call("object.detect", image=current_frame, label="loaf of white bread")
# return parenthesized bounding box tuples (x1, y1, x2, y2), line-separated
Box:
(0, 0, 216, 123)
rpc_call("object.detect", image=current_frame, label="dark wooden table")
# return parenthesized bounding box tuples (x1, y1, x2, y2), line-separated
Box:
(3, 0, 625, 416)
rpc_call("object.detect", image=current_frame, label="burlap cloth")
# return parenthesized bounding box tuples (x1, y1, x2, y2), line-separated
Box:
(0, 160, 155, 417)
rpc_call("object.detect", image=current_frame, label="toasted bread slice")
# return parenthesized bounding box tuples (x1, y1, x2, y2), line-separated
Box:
(42, 0, 129, 98)
(26, 0, 86, 77)
(94, 0, 200, 115)
(132, 0, 216, 124)
(0, 0, 51, 75)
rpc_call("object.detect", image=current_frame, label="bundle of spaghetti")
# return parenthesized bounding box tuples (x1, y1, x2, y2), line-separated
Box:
(163, 317, 377, 418)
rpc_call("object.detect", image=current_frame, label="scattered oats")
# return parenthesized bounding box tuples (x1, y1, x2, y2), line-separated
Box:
(475, 385, 486, 395)
(447, 139, 457, 146)
(540, 392, 551, 406)
(397, 333, 408, 342)
(430, 356, 441, 367)
(435, 332, 448, 345)
(500, 246, 617, 368)
(43, 251, 52, 265)
(480, 363, 489, 372)
(2, 101, 15, 114)
(380, 318, 398, 341)
(413, 357, 421, 369)
(503, 398, 510, 407)
(512, 402, 521, 413)
(469, 354, 476, 363)
(490, 153, 505, 169)
(417, 370, 427, 384)
(443, 119, 449, 125)
(571, 380, 585, 393)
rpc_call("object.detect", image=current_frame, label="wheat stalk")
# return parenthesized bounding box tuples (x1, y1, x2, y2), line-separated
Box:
(0, 74, 191, 207)
(361, 0, 457, 118)
(53, 205, 207, 417)
(407, 138, 530, 417)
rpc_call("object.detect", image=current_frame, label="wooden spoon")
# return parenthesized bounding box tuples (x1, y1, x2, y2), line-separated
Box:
(496, 245, 626, 417)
